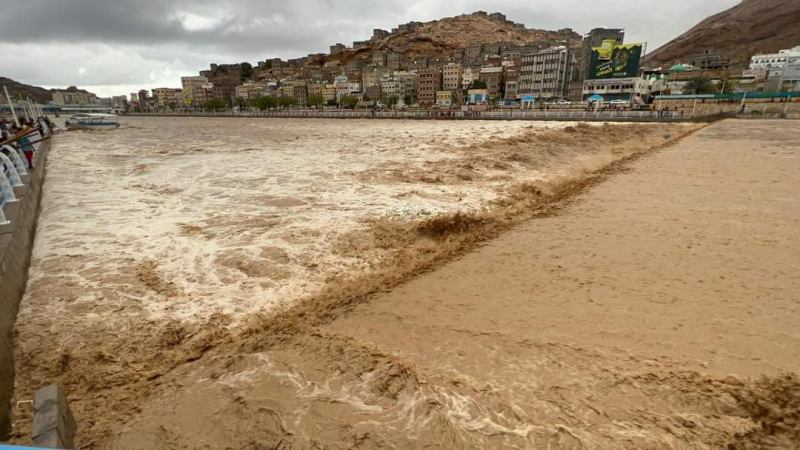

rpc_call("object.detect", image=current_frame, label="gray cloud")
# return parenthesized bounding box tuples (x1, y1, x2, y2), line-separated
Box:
(0, 0, 740, 96)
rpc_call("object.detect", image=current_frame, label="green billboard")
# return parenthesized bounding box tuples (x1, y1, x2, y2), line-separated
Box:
(588, 40, 643, 79)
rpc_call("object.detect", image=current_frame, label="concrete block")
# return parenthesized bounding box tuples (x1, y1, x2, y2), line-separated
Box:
(32, 385, 76, 449)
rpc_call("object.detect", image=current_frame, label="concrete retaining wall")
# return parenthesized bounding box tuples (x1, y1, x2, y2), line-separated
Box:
(0, 141, 50, 439)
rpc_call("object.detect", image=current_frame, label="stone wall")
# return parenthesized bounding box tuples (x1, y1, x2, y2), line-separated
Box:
(654, 97, 800, 118)
(0, 141, 50, 439)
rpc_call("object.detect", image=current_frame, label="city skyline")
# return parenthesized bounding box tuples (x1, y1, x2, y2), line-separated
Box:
(0, 0, 739, 97)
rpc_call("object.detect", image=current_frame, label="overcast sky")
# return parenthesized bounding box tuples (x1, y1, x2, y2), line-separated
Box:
(0, 0, 739, 97)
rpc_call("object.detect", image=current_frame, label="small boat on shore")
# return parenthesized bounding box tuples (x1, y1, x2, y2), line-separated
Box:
(65, 113, 119, 130)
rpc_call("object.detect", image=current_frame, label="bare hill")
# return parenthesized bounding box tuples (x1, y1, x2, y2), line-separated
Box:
(646, 0, 800, 69)
(329, 11, 581, 63)
(0, 77, 51, 104)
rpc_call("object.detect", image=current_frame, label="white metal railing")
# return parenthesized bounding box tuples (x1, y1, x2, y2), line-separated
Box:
(0, 125, 44, 228)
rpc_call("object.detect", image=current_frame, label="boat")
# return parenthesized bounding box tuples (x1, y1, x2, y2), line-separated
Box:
(65, 113, 119, 130)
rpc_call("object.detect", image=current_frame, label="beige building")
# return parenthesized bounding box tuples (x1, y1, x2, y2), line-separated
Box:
(435, 90, 456, 107)
(362, 68, 384, 88)
(461, 67, 478, 90)
(234, 81, 268, 101)
(442, 63, 463, 91)
(181, 76, 212, 106)
(151, 88, 183, 109)
(282, 82, 308, 106)
(51, 88, 98, 105)
(321, 84, 338, 103)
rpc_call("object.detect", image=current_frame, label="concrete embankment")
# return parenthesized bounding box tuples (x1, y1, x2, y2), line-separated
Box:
(0, 141, 50, 439)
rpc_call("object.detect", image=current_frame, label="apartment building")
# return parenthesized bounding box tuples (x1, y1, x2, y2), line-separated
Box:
(442, 63, 463, 91)
(519, 46, 575, 101)
(151, 87, 183, 109)
(417, 68, 442, 107)
(478, 66, 504, 100)
(181, 75, 213, 106)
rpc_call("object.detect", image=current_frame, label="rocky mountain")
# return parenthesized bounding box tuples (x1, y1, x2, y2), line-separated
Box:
(327, 11, 581, 63)
(0, 77, 52, 104)
(646, 0, 800, 70)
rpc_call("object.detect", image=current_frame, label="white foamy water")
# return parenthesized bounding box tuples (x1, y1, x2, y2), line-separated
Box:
(24, 117, 565, 322)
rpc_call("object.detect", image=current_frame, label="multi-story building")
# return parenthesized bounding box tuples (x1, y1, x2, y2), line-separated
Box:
(504, 69, 519, 100)
(572, 28, 625, 100)
(410, 56, 429, 70)
(688, 50, 731, 71)
(372, 51, 387, 67)
(321, 84, 338, 103)
(465, 44, 484, 67)
(395, 71, 419, 100)
(479, 66, 504, 100)
(282, 81, 308, 106)
(362, 68, 383, 88)
(380, 73, 401, 99)
(308, 82, 323, 97)
(151, 87, 183, 109)
(181, 75, 211, 106)
(519, 46, 575, 101)
(387, 52, 405, 70)
(749, 46, 800, 71)
(365, 85, 382, 100)
(442, 63, 463, 91)
(334, 75, 351, 99)
(330, 43, 346, 55)
(462, 67, 478, 89)
(111, 95, 128, 111)
(200, 63, 246, 105)
(417, 68, 442, 107)
(447, 48, 465, 64)
(51, 87, 98, 105)
(137, 89, 151, 111)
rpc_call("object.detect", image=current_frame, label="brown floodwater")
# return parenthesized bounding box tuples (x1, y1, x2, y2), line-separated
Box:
(11, 117, 730, 448)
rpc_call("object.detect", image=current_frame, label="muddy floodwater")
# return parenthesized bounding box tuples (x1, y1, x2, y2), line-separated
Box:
(21, 117, 551, 321)
(11, 117, 721, 448)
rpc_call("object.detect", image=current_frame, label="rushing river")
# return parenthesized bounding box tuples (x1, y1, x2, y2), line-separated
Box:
(21, 117, 554, 323)
(13, 117, 712, 448)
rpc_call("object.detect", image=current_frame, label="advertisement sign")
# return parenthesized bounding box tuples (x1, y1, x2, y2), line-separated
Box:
(588, 40, 643, 80)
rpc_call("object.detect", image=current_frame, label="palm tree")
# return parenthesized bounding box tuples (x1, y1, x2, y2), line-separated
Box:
(682, 77, 715, 95)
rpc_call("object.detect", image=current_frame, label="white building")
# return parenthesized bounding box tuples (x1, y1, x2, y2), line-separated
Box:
(748, 46, 800, 70)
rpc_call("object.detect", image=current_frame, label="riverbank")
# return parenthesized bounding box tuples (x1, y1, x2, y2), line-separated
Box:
(10, 118, 703, 446)
(100, 119, 799, 448)
(0, 139, 50, 440)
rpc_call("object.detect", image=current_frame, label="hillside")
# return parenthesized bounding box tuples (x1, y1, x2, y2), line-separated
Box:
(646, 0, 800, 70)
(328, 11, 581, 63)
(0, 77, 51, 104)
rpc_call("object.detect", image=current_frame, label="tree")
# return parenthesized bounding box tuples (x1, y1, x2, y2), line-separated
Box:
(326, 99, 338, 106)
(308, 94, 325, 108)
(718, 78, 738, 94)
(386, 96, 399, 107)
(469, 80, 487, 89)
(339, 95, 359, 109)
(203, 98, 226, 111)
(404, 95, 413, 106)
(682, 77, 715, 95)
(277, 96, 296, 108)
(254, 96, 277, 110)
(235, 96, 247, 108)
